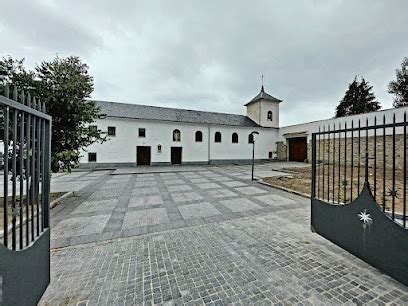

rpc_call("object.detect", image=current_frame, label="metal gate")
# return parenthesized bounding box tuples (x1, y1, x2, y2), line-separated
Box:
(0, 85, 52, 305)
(311, 113, 408, 286)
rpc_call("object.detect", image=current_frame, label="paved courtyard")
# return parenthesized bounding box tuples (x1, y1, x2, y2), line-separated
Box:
(40, 163, 408, 305)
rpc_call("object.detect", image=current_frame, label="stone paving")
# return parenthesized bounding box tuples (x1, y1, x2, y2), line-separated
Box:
(49, 166, 300, 249)
(39, 164, 408, 305)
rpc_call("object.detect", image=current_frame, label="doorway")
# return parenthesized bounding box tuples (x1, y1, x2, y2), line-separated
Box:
(288, 137, 307, 162)
(171, 147, 182, 164)
(137, 146, 151, 165)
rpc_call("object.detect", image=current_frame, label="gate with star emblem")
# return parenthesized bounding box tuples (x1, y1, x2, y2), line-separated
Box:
(0, 85, 52, 305)
(310, 114, 408, 286)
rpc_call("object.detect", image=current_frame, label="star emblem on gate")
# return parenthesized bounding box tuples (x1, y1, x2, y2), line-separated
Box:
(387, 188, 399, 199)
(11, 203, 21, 219)
(358, 210, 372, 224)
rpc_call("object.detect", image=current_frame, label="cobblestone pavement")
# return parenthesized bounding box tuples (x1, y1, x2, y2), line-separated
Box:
(40, 164, 408, 305)
(49, 165, 296, 249)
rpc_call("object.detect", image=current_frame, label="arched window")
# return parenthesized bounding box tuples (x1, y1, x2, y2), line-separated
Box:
(248, 133, 254, 144)
(195, 131, 203, 142)
(214, 132, 222, 143)
(232, 132, 238, 143)
(173, 129, 181, 141)
(267, 111, 273, 121)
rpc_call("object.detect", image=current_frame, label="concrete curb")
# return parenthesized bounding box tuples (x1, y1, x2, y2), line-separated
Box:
(50, 191, 74, 209)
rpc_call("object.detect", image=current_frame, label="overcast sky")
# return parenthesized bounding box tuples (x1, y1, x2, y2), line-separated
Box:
(2, 0, 407, 126)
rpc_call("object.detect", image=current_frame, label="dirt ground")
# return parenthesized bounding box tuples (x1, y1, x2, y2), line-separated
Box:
(264, 165, 407, 215)
(0, 192, 64, 231)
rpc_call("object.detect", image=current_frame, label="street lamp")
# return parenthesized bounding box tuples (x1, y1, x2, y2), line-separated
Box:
(250, 131, 259, 181)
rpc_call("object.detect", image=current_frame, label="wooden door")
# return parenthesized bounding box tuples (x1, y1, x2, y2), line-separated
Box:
(171, 147, 182, 164)
(288, 137, 307, 162)
(137, 146, 151, 165)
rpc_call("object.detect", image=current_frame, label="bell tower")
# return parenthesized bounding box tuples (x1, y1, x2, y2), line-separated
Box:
(245, 85, 282, 128)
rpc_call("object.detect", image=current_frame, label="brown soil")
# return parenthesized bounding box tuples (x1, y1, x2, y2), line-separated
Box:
(264, 165, 407, 215)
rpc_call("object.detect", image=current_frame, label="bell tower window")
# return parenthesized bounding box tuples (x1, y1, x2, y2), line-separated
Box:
(267, 111, 273, 121)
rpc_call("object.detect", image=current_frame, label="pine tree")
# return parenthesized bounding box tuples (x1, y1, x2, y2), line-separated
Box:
(335, 77, 381, 118)
(388, 57, 408, 108)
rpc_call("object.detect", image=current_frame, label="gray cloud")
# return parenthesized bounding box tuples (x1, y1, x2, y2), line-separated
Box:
(1, 0, 407, 125)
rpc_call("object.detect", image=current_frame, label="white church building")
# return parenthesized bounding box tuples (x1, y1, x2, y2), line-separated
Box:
(79, 86, 406, 168)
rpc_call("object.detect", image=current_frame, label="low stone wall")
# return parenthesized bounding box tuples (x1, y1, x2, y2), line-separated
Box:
(278, 134, 405, 166)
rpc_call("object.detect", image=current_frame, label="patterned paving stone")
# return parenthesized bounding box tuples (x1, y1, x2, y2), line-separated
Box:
(128, 195, 164, 208)
(236, 186, 269, 195)
(211, 176, 233, 182)
(222, 180, 249, 187)
(206, 189, 238, 198)
(134, 180, 158, 187)
(178, 202, 221, 219)
(220, 198, 263, 212)
(122, 208, 170, 228)
(167, 185, 193, 192)
(195, 182, 221, 190)
(73, 199, 119, 214)
(162, 179, 186, 185)
(52, 215, 111, 239)
(171, 192, 203, 203)
(131, 186, 160, 195)
(189, 178, 211, 184)
(255, 194, 296, 205)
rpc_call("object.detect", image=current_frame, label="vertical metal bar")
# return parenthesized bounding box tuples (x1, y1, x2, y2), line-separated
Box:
(351, 120, 354, 201)
(317, 127, 320, 198)
(42, 117, 51, 229)
(404, 111, 407, 228)
(365, 118, 369, 183)
(392, 114, 396, 220)
(383, 115, 386, 212)
(25, 93, 31, 246)
(358, 120, 361, 194)
(30, 98, 36, 241)
(322, 126, 325, 200)
(311, 133, 317, 199)
(41, 102, 46, 232)
(332, 123, 336, 203)
(3, 104, 10, 247)
(11, 90, 18, 250)
(344, 122, 347, 203)
(338, 122, 341, 203)
(19, 91, 25, 249)
(36, 102, 41, 235)
(374, 116, 377, 200)
(327, 126, 330, 201)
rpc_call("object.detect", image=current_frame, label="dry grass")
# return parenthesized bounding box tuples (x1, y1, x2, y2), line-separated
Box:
(264, 165, 407, 215)
(0, 192, 64, 231)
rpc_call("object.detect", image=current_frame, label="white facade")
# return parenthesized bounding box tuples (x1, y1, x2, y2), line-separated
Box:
(79, 118, 278, 166)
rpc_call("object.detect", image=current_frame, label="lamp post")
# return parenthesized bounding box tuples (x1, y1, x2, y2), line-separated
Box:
(250, 131, 259, 181)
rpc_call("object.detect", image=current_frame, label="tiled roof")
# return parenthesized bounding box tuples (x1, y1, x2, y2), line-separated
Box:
(93, 100, 260, 127)
(245, 86, 282, 106)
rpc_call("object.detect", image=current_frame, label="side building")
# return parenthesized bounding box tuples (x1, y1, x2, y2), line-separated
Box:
(79, 87, 282, 168)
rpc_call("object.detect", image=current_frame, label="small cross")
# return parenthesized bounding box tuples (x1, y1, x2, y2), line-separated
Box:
(261, 74, 264, 87)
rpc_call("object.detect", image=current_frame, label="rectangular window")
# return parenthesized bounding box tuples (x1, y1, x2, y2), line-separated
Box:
(88, 152, 97, 162)
(107, 126, 116, 136)
(269, 151, 273, 159)
(157, 144, 162, 154)
(139, 128, 146, 137)
(89, 125, 97, 133)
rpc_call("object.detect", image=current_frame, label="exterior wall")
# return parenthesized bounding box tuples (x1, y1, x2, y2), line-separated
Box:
(79, 117, 279, 166)
(278, 106, 408, 162)
(246, 103, 260, 125)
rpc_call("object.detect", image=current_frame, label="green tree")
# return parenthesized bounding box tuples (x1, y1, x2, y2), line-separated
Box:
(388, 57, 408, 108)
(0, 55, 106, 172)
(335, 77, 381, 118)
